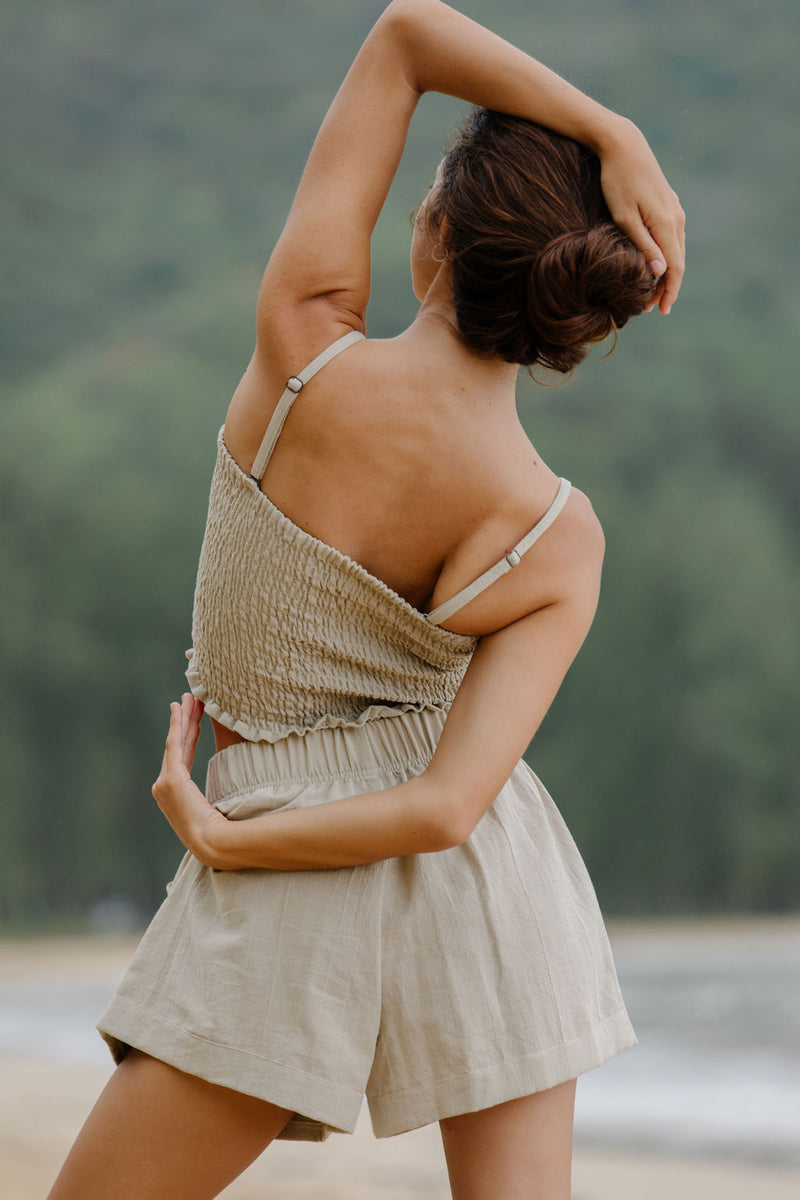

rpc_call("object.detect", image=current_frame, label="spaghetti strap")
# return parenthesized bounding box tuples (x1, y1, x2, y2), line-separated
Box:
(426, 477, 573, 626)
(250, 329, 366, 483)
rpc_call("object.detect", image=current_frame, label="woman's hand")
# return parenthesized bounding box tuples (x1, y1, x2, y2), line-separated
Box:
(596, 116, 686, 315)
(151, 693, 229, 868)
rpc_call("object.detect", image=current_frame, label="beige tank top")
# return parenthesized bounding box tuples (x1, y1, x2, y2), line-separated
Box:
(185, 331, 571, 742)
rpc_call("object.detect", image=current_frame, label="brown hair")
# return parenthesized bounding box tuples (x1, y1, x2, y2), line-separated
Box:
(425, 108, 656, 374)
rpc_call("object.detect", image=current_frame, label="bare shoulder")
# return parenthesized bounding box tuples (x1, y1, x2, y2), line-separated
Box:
(223, 300, 363, 455)
(558, 485, 606, 565)
(254, 299, 365, 390)
(538, 483, 606, 597)
(430, 480, 606, 639)
(518, 483, 606, 617)
(548, 484, 606, 622)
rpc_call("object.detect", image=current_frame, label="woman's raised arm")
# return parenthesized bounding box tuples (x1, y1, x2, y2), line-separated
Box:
(258, 0, 683, 352)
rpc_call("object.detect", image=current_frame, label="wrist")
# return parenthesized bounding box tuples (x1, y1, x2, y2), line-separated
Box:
(587, 111, 641, 157)
(411, 771, 471, 851)
(195, 809, 240, 870)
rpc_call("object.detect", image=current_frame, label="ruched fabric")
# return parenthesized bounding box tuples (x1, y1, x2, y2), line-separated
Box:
(184, 429, 476, 743)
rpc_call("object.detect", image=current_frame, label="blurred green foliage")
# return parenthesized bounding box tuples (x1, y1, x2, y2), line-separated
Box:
(0, 0, 797, 926)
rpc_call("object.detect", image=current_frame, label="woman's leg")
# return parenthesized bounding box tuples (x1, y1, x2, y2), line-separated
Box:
(46, 1048, 295, 1200)
(439, 1078, 577, 1200)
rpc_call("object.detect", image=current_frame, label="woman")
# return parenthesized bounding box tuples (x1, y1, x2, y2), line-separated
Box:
(48, 2, 684, 1197)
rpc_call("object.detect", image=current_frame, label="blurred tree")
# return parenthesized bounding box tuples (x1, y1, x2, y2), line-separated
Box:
(0, 0, 797, 925)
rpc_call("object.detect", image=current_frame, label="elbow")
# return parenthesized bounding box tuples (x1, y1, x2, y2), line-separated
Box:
(383, 0, 427, 25)
(426, 790, 480, 852)
(380, 0, 416, 40)
(380, 0, 429, 93)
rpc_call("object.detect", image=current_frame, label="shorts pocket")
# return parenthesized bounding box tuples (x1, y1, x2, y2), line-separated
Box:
(213, 783, 308, 821)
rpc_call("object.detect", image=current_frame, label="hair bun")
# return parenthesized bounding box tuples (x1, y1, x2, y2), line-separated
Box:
(527, 225, 656, 373)
(429, 111, 658, 373)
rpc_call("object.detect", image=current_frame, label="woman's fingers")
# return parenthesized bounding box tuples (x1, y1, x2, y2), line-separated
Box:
(181, 694, 204, 769)
(649, 232, 683, 313)
(165, 702, 185, 770)
(157, 698, 198, 783)
(660, 217, 686, 314)
(153, 699, 198, 809)
(606, 200, 680, 313)
(629, 222, 667, 312)
(599, 122, 685, 315)
(152, 704, 182, 802)
(640, 195, 685, 314)
(619, 214, 667, 279)
(621, 211, 683, 315)
(643, 277, 666, 314)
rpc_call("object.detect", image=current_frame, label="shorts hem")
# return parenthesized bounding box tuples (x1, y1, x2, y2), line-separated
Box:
(96, 993, 361, 1139)
(367, 1007, 637, 1138)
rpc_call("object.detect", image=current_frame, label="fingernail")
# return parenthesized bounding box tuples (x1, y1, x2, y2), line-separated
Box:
(664, 305, 672, 314)
(650, 259, 666, 276)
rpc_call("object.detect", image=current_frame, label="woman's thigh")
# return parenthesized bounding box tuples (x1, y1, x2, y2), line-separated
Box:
(439, 1079, 577, 1200)
(46, 1049, 294, 1200)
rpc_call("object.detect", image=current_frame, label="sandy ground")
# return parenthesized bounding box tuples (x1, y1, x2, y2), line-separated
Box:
(2, 923, 800, 1199)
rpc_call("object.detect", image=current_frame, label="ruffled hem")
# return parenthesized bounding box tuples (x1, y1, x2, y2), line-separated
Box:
(185, 649, 449, 744)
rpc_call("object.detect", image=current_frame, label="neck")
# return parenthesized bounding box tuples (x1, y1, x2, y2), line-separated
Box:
(408, 266, 520, 390)
(414, 260, 457, 330)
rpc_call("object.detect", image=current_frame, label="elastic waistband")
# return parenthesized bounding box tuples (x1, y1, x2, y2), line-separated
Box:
(205, 706, 447, 804)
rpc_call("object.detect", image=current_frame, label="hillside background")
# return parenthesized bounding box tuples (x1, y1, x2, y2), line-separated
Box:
(1, 0, 797, 929)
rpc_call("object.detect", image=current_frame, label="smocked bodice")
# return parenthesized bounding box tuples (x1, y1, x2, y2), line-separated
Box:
(184, 429, 478, 743)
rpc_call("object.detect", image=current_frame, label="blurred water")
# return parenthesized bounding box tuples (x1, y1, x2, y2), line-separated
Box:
(0, 977, 117, 1064)
(1, 922, 798, 1164)
(575, 924, 800, 1165)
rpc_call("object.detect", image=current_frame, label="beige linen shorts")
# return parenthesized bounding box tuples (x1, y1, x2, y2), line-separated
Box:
(97, 706, 636, 1141)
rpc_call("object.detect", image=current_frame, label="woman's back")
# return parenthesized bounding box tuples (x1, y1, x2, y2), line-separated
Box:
(222, 316, 575, 639)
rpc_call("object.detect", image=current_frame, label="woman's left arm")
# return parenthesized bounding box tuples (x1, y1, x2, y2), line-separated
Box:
(153, 700, 455, 870)
(154, 502, 604, 872)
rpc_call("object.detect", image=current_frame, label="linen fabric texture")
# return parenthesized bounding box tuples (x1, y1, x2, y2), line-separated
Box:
(98, 708, 635, 1140)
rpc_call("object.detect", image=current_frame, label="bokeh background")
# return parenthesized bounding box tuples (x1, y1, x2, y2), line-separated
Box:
(1, 1, 798, 1195)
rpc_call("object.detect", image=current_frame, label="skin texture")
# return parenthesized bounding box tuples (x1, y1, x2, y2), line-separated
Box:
(440, 1081, 577, 1200)
(46, 1052, 576, 1200)
(51, 3, 684, 1196)
(45, 1050, 294, 1200)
